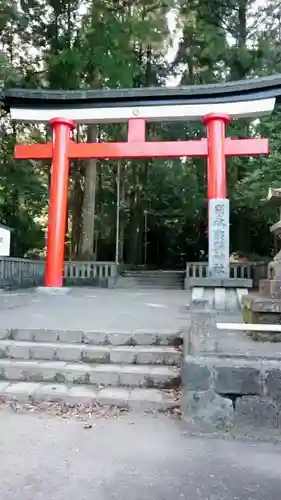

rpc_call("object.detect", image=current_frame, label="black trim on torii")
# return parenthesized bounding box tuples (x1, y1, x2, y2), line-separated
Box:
(2, 74, 281, 111)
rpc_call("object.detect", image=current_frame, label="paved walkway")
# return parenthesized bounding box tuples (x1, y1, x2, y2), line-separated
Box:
(199, 311, 281, 359)
(2, 287, 281, 358)
(0, 410, 281, 499)
(0, 288, 191, 331)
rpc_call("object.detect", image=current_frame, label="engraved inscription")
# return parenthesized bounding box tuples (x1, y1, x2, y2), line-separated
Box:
(209, 199, 229, 278)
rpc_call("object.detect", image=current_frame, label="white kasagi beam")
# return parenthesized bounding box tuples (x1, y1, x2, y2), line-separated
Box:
(9, 98, 276, 124)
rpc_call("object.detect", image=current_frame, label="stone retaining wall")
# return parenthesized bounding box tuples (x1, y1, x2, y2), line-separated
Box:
(181, 304, 281, 430)
(182, 353, 281, 430)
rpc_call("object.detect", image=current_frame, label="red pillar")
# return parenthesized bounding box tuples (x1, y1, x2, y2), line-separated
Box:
(45, 118, 75, 287)
(203, 113, 230, 199)
(203, 113, 230, 278)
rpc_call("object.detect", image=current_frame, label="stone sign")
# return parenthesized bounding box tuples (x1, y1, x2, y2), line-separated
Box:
(208, 199, 229, 278)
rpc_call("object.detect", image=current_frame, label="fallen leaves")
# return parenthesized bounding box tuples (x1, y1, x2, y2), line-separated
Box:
(0, 399, 130, 422)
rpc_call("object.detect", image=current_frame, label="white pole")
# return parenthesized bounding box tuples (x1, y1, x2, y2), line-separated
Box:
(144, 209, 148, 265)
(115, 160, 121, 264)
(217, 323, 281, 332)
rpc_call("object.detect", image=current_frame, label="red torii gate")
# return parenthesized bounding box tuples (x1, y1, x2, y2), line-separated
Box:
(15, 113, 268, 288)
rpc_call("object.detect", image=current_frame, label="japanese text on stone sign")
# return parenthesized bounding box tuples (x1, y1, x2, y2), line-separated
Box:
(209, 200, 229, 278)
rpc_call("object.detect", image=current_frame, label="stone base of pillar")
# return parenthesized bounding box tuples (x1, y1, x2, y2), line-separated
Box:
(36, 286, 71, 295)
(185, 277, 252, 289)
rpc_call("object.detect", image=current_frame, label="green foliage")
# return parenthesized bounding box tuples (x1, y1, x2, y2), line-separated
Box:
(0, 120, 47, 256)
(1, 0, 281, 263)
(234, 109, 281, 209)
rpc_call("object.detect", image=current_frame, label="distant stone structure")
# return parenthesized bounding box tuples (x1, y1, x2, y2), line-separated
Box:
(242, 188, 281, 340)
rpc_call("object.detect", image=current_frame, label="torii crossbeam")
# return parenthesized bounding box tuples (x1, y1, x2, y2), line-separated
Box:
(5, 74, 281, 288)
(14, 115, 268, 287)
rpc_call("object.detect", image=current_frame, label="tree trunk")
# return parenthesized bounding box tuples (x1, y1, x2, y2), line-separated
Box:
(79, 125, 98, 260)
(70, 125, 83, 259)
(127, 163, 139, 264)
(70, 163, 83, 259)
(119, 162, 126, 263)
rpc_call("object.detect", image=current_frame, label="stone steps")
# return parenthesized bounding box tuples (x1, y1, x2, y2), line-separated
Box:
(124, 271, 184, 277)
(0, 359, 180, 388)
(4, 328, 180, 346)
(123, 278, 184, 283)
(117, 270, 185, 290)
(0, 328, 182, 412)
(0, 340, 181, 365)
(0, 381, 178, 412)
(116, 281, 183, 290)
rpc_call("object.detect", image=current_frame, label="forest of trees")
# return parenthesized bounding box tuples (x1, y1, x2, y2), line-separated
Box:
(1, 0, 281, 267)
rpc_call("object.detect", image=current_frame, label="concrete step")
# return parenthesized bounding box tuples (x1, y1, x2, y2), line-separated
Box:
(0, 381, 179, 412)
(4, 328, 181, 346)
(0, 340, 181, 365)
(125, 277, 184, 281)
(115, 277, 184, 290)
(117, 286, 184, 290)
(119, 285, 184, 290)
(127, 282, 184, 286)
(0, 359, 180, 388)
(123, 277, 183, 283)
(124, 271, 184, 277)
(116, 278, 137, 287)
(118, 271, 185, 290)
(132, 282, 183, 285)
